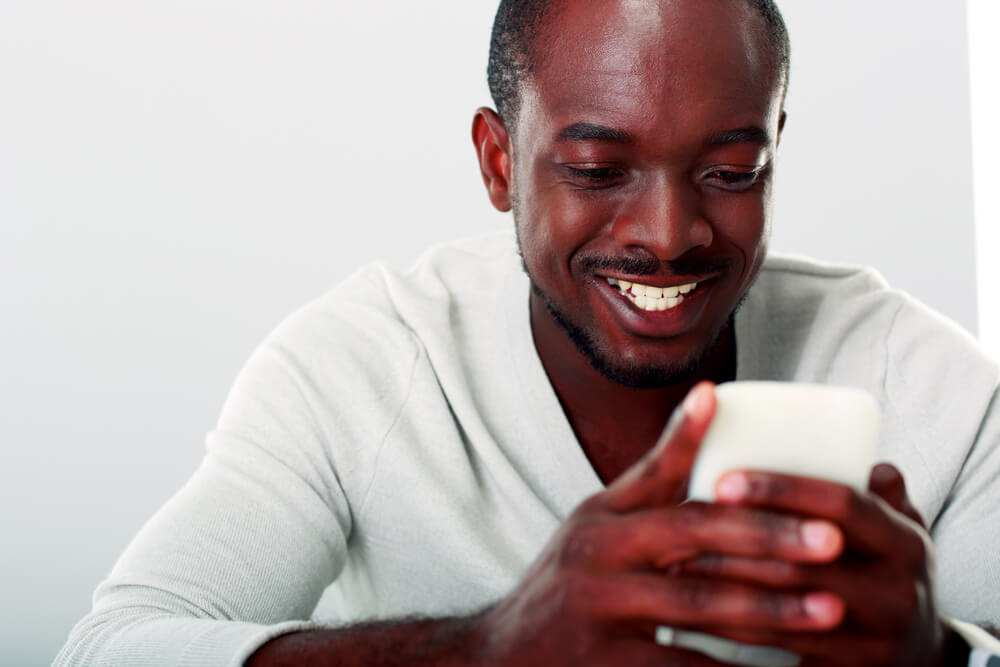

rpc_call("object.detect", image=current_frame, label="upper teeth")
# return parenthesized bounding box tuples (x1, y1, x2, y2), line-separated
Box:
(605, 278, 698, 311)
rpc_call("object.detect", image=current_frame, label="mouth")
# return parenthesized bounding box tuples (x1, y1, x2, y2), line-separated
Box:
(603, 277, 700, 312)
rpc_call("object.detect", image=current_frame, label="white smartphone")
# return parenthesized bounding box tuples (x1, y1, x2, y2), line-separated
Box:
(687, 382, 880, 502)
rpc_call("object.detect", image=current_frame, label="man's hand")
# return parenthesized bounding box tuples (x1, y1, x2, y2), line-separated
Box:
(677, 463, 960, 666)
(477, 383, 846, 666)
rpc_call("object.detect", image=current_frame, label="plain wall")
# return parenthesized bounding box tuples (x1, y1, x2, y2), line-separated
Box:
(0, 2, 976, 664)
(969, 0, 1000, 359)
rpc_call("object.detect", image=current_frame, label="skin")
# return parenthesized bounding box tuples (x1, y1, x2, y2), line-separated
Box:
(474, 0, 783, 482)
(474, 0, 958, 663)
(250, 1, 965, 664)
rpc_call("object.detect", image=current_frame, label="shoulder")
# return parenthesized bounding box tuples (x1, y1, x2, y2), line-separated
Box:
(754, 253, 895, 312)
(264, 230, 518, 370)
(212, 231, 520, 489)
(739, 253, 905, 382)
(747, 251, 997, 382)
(743, 252, 999, 521)
(748, 253, 983, 352)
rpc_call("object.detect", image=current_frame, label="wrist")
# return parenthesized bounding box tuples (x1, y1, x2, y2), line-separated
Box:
(246, 613, 489, 667)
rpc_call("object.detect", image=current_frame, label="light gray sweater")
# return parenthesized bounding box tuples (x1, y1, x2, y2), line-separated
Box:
(56, 232, 1000, 665)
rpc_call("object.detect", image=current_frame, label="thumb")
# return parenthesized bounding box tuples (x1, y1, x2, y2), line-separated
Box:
(868, 462, 926, 528)
(603, 382, 717, 512)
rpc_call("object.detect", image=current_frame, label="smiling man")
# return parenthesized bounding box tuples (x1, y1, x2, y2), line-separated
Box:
(474, 0, 787, 485)
(57, 1, 1000, 666)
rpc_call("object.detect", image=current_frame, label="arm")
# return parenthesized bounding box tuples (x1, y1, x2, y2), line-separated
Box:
(56, 377, 872, 666)
(247, 383, 848, 666)
(55, 336, 359, 665)
(53, 425, 347, 666)
(246, 616, 486, 667)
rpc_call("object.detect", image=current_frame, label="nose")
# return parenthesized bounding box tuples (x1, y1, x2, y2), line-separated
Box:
(611, 174, 713, 260)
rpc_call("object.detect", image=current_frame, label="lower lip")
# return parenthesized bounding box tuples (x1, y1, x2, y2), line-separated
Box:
(595, 279, 713, 337)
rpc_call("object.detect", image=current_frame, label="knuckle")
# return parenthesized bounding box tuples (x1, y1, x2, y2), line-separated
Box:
(753, 590, 795, 621)
(755, 512, 796, 552)
(671, 503, 709, 535)
(749, 473, 794, 500)
(576, 493, 606, 515)
(767, 559, 805, 585)
(550, 568, 593, 612)
(559, 569, 587, 600)
(826, 486, 861, 521)
(688, 554, 724, 577)
(674, 578, 714, 614)
(559, 519, 605, 566)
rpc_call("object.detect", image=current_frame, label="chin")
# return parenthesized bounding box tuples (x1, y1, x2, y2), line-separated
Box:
(539, 287, 726, 389)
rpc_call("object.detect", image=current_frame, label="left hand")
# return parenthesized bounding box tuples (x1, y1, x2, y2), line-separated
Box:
(677, 463, 954, 666)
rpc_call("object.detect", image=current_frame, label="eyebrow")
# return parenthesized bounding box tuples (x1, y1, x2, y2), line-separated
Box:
(554, 122, 773, 148)
(555, 122, 636, 144)
(704, 126, 772, 147)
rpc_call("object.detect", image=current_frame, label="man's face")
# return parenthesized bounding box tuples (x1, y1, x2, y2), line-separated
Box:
(509, 0, 785, 387)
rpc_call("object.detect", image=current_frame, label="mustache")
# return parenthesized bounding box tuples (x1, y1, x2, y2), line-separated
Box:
(579, 253, 732, 277)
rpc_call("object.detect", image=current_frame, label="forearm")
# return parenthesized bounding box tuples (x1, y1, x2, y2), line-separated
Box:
(246, 613, 489, 667)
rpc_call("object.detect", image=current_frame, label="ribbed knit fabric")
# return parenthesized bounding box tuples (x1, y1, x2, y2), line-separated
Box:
(55, 232, 1000, 665)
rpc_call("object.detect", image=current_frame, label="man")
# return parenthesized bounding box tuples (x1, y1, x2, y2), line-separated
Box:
(57, 1, 1000, 665)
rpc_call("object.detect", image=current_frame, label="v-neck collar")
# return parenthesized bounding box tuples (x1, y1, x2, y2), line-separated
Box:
(500, 248, 765, 510)
(501, 256, 605, 514)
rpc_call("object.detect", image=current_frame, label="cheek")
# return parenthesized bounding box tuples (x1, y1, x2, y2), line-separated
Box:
(704, 195, 769, 261)
(522, 191, 616, 272)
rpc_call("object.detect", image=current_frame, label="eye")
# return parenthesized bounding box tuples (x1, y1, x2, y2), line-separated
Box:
(704, 164, 769, 192)
(564, 166, 625, 187)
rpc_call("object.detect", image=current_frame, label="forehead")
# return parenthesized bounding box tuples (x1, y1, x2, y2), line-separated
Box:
(520, 0, 781, 141)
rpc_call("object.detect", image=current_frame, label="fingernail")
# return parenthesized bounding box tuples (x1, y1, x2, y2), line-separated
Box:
(716, 472, 749, 501)
(683, 382, 711, 416)
(800, 520, 839, 554)
(803, 592, 842, 623)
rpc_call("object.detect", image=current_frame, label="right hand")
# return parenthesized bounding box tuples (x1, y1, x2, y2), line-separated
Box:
(475, 382, 847, 666)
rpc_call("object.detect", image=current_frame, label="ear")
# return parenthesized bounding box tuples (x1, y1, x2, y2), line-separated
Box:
(472, 107, 512, 212)
(776, 110, 787, 146)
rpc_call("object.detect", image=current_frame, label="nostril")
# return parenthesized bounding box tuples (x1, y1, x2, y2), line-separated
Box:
(611, 210, 713, 260)
(692, 216, 714, 248)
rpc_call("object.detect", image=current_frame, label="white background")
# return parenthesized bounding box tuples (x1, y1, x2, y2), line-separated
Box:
(0, 2, 988, 664)
(969, 0, 1000, 358)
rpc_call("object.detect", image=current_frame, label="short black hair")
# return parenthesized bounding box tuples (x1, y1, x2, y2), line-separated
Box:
(487, 0, 791, 129)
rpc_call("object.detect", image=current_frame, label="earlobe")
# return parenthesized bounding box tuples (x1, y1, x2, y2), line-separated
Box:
(471, 107, 513, 212)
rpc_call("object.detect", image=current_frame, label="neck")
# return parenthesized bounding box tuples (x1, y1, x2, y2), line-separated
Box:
(530, 294, 736, 483)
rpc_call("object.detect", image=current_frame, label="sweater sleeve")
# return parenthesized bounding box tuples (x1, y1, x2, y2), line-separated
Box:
(882, 294, 1000, 628)
(932, 384, 1000, 628)
(54, 277, 420, 666)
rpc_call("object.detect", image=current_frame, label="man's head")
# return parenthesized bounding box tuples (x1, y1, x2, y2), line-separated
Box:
(473, 0, 789, 388)
(487, 0, 790, 135)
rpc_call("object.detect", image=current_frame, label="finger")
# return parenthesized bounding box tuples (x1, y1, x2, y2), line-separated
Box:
(589, 572, 845, 631)
(868, 462, 926, 527)
(580, 505, 842, 571)
(679, 554, 826, 588)
(714, 471, 922, 559)
(679, 554, 920, 634)
(603, 382, 716, 512)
